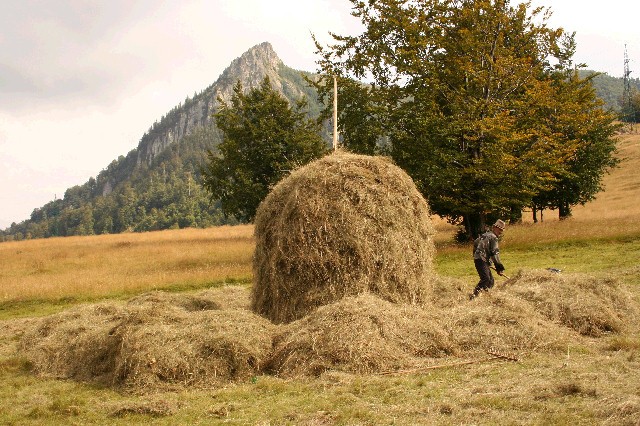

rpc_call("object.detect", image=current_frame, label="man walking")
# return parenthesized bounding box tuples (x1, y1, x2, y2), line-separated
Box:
(470, 219, 506, 299)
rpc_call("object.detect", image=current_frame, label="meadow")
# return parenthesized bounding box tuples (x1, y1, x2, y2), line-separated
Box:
(0, 133, 638, 424)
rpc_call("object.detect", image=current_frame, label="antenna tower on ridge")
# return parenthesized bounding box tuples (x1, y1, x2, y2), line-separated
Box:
(622, 44, 633, 123)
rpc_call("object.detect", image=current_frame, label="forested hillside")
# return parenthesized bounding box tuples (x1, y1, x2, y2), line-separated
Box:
(585, 70, 640, 112)
(1, 43, 326, 241)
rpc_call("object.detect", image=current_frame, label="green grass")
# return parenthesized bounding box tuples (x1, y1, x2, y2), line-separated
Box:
(2, 349, 632, 425)
(436, 234, 640, 283)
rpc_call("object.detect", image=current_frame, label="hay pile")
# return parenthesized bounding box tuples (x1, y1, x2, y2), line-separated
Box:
(265, 293, 454, 378)
(506, 270, 633, 336)
(252, 152, 436, 324)
(444, 269, 638, 356)
(262, 270, 638, 378)
(19, 289, 274, 391)
(17, 270, 638, 388)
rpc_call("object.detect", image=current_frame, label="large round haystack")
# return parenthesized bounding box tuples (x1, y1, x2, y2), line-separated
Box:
(252, 151, 436, 324)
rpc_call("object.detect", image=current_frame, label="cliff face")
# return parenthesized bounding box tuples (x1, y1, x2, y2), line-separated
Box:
(134, 42, 310, 169)
(2, 41, 325, 239)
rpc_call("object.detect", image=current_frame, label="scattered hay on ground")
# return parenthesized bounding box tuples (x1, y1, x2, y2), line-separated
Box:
(446, 269, 639, 357)
(432, 275, 469, 308)
(446, 291, 572, 356)
(19, 303, 123, 383)
(265, 293, 454, 378)
(126, 290, 221, 312)
(19, 290, 275, 392)
(17, 269, 639, 387)
(126, 286, 252, 311)
(504, 269, 637, 337)
(196, 285, 251, 310)
(252, 151, 436, 324)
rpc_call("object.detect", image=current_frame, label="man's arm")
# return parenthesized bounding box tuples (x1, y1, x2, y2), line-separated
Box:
(489, 237, 505, 273)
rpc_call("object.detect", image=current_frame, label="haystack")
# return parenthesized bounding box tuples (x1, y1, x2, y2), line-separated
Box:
(265, 293, 454, 378)
(19, 290, 275, 391)
(252, 151, 436, 324)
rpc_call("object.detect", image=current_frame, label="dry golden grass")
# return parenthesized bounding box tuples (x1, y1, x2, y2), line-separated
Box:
(1, 135, 638, 305)
(434, 134, 640, 245)
(518, 133, 640, 236)
(0, 225, 254, 302)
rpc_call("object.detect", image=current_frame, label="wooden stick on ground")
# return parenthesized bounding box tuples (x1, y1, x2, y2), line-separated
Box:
(379, 351, 519, 376)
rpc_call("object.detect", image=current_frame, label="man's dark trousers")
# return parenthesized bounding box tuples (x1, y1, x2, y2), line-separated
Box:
(472, 258, 494, 297)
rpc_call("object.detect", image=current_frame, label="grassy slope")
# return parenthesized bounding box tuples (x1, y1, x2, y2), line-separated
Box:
(0, 134, 639, 425)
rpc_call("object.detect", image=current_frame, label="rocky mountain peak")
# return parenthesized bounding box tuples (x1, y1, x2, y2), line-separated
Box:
(215, 42, 285, 102)
(134, 42, 310, 168)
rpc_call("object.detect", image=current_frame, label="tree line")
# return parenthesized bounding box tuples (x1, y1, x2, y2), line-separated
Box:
(2, 0, 633, 243)
(1, 125, 237, 242)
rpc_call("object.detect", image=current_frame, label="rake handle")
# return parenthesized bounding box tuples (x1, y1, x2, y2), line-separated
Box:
(490, 266, 510, 279)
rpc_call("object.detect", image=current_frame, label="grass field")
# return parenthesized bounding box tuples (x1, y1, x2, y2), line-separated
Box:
(0, 134, 639, 425)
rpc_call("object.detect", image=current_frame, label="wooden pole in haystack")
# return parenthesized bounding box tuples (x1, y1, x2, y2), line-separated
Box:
(333, 75, 338, 151)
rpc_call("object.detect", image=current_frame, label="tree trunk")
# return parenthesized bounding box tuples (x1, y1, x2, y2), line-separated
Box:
(559, 201, 572, 220)
(508, 206, 522, 224)
(532, 206, 538, 223)
(464, 213, 485, 241)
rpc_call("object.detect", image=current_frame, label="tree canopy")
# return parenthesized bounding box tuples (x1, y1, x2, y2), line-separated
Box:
(315, 0, 619, 239)
(202, 77, 328, 222)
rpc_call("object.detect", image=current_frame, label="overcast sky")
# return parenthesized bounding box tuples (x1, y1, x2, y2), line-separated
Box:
(1, 0, 638, 228)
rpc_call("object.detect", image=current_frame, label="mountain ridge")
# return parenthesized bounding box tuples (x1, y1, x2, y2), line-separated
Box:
(1, 42, 325, 240)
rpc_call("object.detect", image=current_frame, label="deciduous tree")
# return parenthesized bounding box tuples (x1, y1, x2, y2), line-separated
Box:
(202, 77, 327, 222)
(315, 0, 619, 239)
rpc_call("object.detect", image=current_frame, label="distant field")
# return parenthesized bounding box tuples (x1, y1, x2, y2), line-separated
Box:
(0, 134, 639, 425)
(1, 134, 639, 313)
(0, 225, 254, 317)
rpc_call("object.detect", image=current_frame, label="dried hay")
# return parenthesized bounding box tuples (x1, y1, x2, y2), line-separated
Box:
(446, 291, 572, 356)
(19, 290, 275, 391)
(252, 151, 436, 324)
(196, 285, 251, 310)
(126, 290, 221, 311)
(265, 293, 454, 378)
(432, 275, 470, 308)
(19, 303, 123, 383)
(17, 269, 639, 386)
(447, 269, 639, 357)
(504, 269, 636, 337)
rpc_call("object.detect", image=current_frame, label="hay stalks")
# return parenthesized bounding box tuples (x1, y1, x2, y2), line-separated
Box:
(19, 288, 274, 392)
